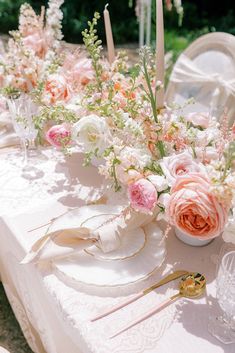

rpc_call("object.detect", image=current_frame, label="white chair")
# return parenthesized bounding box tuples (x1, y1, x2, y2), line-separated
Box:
(166, 32, 235, 125)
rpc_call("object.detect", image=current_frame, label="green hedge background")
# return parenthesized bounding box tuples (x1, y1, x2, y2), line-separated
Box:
(0, 0, 234, 46)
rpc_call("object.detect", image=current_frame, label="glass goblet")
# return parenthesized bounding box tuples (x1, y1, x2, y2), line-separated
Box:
(208, 250, 235, 344)
(7, 94, 38, 166)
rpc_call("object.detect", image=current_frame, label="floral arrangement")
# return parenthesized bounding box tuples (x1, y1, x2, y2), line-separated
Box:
(1, 1, 235, 246)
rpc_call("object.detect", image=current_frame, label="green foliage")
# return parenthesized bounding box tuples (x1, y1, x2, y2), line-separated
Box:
(82, 12, 103, 91)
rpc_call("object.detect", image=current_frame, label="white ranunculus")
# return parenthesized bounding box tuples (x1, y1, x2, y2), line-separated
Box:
(147, 174, 168, 192)
(72, 114, 111, 152)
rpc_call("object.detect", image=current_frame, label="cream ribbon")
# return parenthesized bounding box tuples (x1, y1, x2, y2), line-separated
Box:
(21, 205, 157, 264)
(171, 54, 235, 98)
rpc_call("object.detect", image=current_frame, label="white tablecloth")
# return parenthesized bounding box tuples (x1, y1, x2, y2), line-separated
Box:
(0, 147, 234, 353)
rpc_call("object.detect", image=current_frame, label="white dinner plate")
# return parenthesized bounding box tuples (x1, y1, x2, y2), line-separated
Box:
(51, 206, 166, 294)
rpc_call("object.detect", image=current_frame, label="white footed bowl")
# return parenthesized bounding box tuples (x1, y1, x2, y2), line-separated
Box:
(175, 227, 213, 247)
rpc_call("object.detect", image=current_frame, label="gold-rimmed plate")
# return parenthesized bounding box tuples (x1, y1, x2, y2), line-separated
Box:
(51, 206, 166, 293)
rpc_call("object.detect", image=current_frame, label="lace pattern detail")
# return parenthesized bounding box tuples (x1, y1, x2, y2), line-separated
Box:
(43, 273, 177, 353)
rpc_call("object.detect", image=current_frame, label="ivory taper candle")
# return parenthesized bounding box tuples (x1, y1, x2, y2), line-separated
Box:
(156, 0, 165, 109)
(103, 3, 115, 64)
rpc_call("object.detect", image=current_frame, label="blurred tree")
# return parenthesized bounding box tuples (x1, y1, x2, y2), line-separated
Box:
(0, 0, 234, 43)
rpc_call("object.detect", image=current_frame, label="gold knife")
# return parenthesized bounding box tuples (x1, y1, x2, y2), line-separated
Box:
(91, 270, 189, 322)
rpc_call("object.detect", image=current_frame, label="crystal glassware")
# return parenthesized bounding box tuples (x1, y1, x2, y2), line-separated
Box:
(208, 250, 235, 344)
(7, 94, 38, 166)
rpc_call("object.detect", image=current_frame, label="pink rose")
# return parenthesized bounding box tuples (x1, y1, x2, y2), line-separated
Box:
(46, 124, 71, 148)
(160, 151, 203, 186)
(71, 58, 94, 86)
(44, 74, 71, 104)
(167, 173, 228, 239)
(128, 178, 157, 214)
(185, 112, 211, 128)
(22, 32, 47, 57)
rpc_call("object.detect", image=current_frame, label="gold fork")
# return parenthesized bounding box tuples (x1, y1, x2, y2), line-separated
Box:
(91, 270, 189, 322)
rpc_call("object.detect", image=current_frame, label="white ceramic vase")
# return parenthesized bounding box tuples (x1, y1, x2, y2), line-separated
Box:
(175, 227, 213, 247)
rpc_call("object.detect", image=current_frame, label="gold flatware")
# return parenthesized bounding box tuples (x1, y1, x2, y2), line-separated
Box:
(27, 210, 70, 233)
(110, 272, 206, 339)
(91, 270, 189, 322)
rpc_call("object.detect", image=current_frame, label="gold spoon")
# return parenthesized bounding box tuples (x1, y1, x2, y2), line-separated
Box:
(110, 272, 206, 339)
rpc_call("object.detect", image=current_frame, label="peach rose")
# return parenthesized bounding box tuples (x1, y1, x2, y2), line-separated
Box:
(71, 58, 94, 86)
(167, 173, 228, 239)
(160, 151, 203, 186)
(128, 178, 157, 214)
(45, 124, 71, 148)
(44, 74, 71, 104)
(185, 112, 211, 128)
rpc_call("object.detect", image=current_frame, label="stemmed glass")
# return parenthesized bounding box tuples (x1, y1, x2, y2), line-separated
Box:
(208, 251, 235, 344)
(7, 94, 38, 166)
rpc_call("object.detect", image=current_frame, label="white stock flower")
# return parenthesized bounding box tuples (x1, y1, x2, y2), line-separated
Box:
(72, 114, 111, 152)
(116, 146, 152, 170)
(147, 175, 168, 192)
(114, 146, 152, 185)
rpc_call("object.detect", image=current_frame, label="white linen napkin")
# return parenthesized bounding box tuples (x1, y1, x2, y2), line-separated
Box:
(21, 204, 157, 264)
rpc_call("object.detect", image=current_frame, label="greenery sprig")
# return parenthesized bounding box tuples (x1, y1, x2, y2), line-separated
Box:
(139, 46, 166, 158)
(82, 12, 103, 91)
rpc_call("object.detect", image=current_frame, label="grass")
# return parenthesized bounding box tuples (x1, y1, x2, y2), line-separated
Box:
(0, 283, 33, 353)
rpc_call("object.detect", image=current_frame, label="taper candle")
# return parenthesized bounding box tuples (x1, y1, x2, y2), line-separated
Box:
(156, 0, 165, 109)
(103, 3, 115, 65)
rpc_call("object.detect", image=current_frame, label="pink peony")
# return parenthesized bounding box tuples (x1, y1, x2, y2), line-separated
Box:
(160, 151, 203, 186)
(44, 74, 71, 104)
(45, 124, 71, 148)
(167, 173, 228, 239)
(185, 112, 211, 128)
(128, 178, 157, 214)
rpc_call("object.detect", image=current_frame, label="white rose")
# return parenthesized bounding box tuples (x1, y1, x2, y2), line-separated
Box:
(147, 174, 168, 192)
(72, 114, 111, 152)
